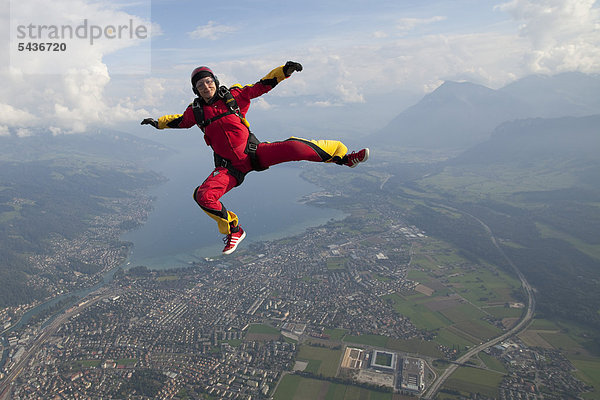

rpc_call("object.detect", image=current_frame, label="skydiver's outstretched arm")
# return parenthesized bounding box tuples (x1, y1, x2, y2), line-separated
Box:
(141, 106, 197, 130)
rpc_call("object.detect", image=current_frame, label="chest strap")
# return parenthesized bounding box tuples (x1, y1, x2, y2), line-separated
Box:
(192, 87, 268, 176)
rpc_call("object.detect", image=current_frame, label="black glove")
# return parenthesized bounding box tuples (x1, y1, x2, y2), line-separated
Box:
(283, 61, 303, 77)
(141, 118, 159, 129)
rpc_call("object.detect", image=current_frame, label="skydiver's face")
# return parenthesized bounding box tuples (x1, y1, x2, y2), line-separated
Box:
(196, 77, 217, 101)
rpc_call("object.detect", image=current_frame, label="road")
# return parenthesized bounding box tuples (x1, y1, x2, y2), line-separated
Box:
(422, 209, 535, 399)
(0, 289, 113, 400)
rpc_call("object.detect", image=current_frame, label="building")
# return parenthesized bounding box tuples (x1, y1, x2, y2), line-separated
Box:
(399, 357, 424, 393)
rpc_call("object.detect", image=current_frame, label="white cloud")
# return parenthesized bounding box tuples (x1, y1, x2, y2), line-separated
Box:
(0, 103, 38, 126)
(335, 83, 365, 103)
(12, 1, 591, 138)
(16, 128, 33, 138)
(396, 16, 447, 35)
(0, 125, 10, 136)
(1, 0, 155, 134)
(137, 78, 167, 107)
(496, 0, 600, 73)
(192, 28, 526, 112)
(307, 100, 340, 108)
(251, 97, 273, 111)
(188, 21, 238, 40)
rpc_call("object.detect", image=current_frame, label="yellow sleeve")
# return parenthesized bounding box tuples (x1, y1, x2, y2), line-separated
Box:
(260, 65, 288, 85)
(157, 114, 184, 129)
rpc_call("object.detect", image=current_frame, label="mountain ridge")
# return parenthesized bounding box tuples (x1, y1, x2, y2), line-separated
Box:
(372, 72, 600, 151)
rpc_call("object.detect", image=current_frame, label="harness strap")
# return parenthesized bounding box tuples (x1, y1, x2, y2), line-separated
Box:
(192, 86, 269, 179)
(247, 132, 267, 171)
(213, 153, 246, 187)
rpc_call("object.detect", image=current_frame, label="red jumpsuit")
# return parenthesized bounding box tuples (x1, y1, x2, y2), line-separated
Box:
(157, 65, 349, 235)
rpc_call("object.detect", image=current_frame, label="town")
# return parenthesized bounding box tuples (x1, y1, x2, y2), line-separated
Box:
(0, 187, 593, 399)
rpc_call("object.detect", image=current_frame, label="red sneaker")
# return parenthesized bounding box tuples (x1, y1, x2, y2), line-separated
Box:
(345, 148, 369, 168)
(222, 227, 246, 255)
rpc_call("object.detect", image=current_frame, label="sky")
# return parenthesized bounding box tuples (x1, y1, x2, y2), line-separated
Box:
(1, 0, 599, 139)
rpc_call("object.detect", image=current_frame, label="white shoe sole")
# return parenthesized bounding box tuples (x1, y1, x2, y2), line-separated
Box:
(349, 148, 369, 168)
(223, 230, 246, 255)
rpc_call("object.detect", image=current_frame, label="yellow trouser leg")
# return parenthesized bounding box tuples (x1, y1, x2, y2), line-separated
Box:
(289, 137, 348, 162)
(203, 209, 239, 235)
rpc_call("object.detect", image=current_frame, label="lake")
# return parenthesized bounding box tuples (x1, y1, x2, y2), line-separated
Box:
(121, 146, 346, 268)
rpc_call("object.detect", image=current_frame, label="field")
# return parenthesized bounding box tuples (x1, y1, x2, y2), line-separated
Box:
(441, 366, 504, 398)
(386, 337, 444, 358)
(302, 208, 599, 398)
(384, 293, 451, 331)
(273, 374, 393, 400)
(382, 239, 520, 356)
(245, 323, 280, 341)
(324, 328, 347, 341)
(297, 345, 343, 377)
(374, 352, 393, 366)
(536, 222, 600, 261)
(326, 257, 348, 270)
(345, 239, 523, 360)
(478, 352, 507, 374)
(518, 318, 600, 399)
(343, 334, 389, 348)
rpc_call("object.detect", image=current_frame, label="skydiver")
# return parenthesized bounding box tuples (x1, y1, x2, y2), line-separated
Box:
(141, 61, 369, 254)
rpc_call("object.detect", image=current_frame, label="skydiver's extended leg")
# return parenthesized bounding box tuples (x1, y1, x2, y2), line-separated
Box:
(193, 168, 246, 254)
(255, 137, 368, 168)
(193, 167, 240, 235)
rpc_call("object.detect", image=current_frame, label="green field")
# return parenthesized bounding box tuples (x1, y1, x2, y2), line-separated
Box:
(374, 352, 392, 366)
(442, 366, 504, 398)
(326, 257, 347, 270)
(573, 359, 600, 400)
(453, 319, 502, 341)
(156, 275, 178, 282)
(537, 222, 600, 261)
(71, 359, 102, 369)
(485, 305, 524, 319)
(385, 276, 506, 344)
(273, 375, 392, 400)
(274, 374, 302, 400)
(386, 337, 444, 358)
(297, 345, 342, 377)
(247, 323, 280, 335)
(539, 331, 586, 353)
(519, 318, 600, 396)
(528, 318, 559, 330)
(445, 268, 521, 307)
(406, 268, 432, 282)
(343, 334, 388, 348)
(324, 328, 347, 341)
(478, 352, 507, 374)
(384, 293, 451, 331)
(435, 327, 478, 349)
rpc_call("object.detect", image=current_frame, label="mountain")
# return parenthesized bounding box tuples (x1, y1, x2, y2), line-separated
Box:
(373, 81, 528, 149)
(372, 72, 600, 151)
(450, 114, 600, 167)
(397, 114, 600, 332)
(0, 129, 170, 308)
(0, 128, 172, 164)
(499, 71, 600, 117)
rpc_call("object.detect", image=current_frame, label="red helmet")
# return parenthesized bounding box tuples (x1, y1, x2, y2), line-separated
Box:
(191, 66, 219, 94)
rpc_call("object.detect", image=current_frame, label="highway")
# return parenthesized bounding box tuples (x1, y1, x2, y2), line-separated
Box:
(422, 209, 535, 399)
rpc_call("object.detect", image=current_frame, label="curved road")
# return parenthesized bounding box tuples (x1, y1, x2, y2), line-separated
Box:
(422, 209, 535, 399)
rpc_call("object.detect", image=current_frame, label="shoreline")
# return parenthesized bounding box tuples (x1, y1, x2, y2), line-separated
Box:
(121, 165, 348, 269)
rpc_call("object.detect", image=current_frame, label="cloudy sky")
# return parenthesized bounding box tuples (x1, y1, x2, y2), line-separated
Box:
(1, 0, 599, 138)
